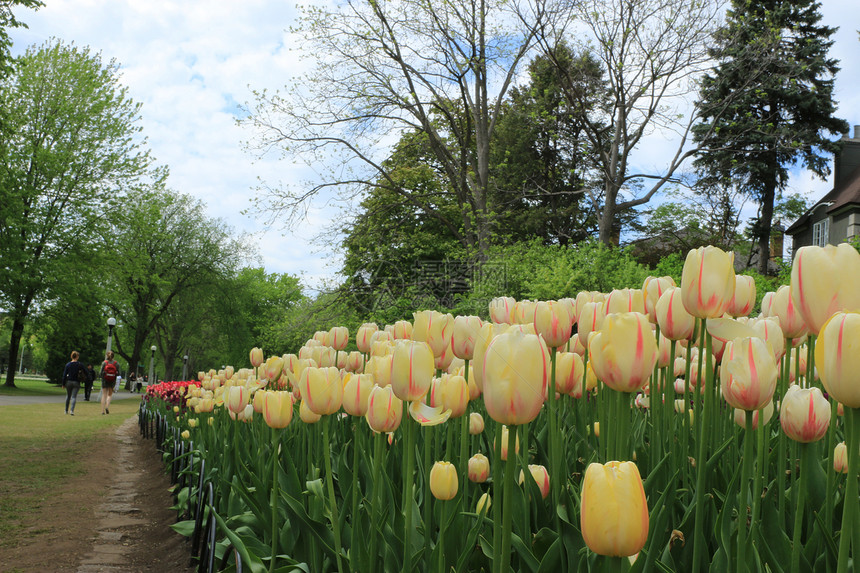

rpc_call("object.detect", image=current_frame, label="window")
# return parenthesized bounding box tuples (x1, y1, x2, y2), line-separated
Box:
(812, 219, 829, 247)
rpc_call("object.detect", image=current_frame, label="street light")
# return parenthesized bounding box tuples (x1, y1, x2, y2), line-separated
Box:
(18, 341, 25, 374)
(149, 345, 157, 387)
(182, 354, 189, 381)
(106, 317, 117, 354)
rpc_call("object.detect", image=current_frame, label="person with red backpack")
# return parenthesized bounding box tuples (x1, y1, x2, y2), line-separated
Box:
(100, 350, 120, 415)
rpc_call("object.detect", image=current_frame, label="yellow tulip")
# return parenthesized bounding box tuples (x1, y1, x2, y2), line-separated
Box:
(261, 355, 285, 383)
(188, 418, 198, 428)
(299, 366, 343, 416)
(469, 412, 485, 435)
(771, 285, 808, 339)
(726, 274, 756, 318)
(224, 365, 234, 380)
(342, 373, 373, 417)
(518, 464, 550, 499)
(429, 461, 458, 500)
(440, 374, 469, 418)
(494, 425, 520, 461)
(790, 244, 860, 334)
(732, 400, 774, 430)
(365, 385, 403, 433)
(554, 351, 585, 397)
(721, 337, 778, 412)
(451, 315, 483, 360)
(468, 453, 490, 483)
(226, 385, 248, 414)
(356, 322, 379, 354)
(680, 245, 735, 319)
(605, 288, 646, 316)
(299, 399, 321, 424)
(263, 390, 294, 429)
(580, 461, 649, 557)
(365, 354, 393, 388)
(345, 351, 365, 373)
(533, 300, 575, 348)
(434, 338, 456, 371)
(834, 442, 849, 474)
(392, 320, 413, 340)
(477, 492, 491, 514)
(643, 276, 676, 322)
(577, 301, 607, 347)
(391, 340, 435, 401)
(589, 312, 658, 393)
(181, 430, 190, 440)
(489, 296, 516, 324)
(471, 322, 509, 391)
(252, 389, 266, 413)
(815, 311, 860, 408)
(248, 347, 264, 368)
(482, 329, 550, 425)
(780, 386, 830, 443)
(326, 326, 349, 350)
(413, 310, 454, 356)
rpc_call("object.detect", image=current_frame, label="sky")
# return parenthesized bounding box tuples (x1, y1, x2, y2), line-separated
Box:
(7, 0, 860, 292)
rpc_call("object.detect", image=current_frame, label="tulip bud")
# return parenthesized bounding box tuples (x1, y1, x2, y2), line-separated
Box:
(451, 315, 484, 360)
(643, 276, 676, 322)
(469, 412, 485, 435)
(681, 246, 735, 319)
(356, 323, 379, 354)
(790, 244, 860, 335)
(721, 337, 778, 411)
(342, 373, 373, 417)
(299, 367, 343, 416)
(815, 311, 860, 408)
(263, 390, 294, 429)
(519, 464, 550, 499)
(299, 399, 321, 424)
(249, 347, 264, 368)
(533, 300, 575, 348)
(327, 326, 349, 351)
(477, 493, 491, 514)
(580, 461, 649, 557)
(494, 425, 520, 461)
(605, 288, 646, 315)
(835, 442, 849, 474)
(489, 297, 516, 324)
(391, 340, 435, 401)
(483, 329, 550, 425)
(468, 453, 490, 483)
(226, 385, 248, 414)
(429, 461, 458, 500)
(577, 301, 607, 347)
(780, 386, 830, 443)
(726, 274, 756, 317)
(589, 312, 658, 393)
(365, 385, 403, 433)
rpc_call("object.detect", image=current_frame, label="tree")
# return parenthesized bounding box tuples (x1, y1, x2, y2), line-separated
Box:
(534, 0, 725, 245)
(100, 184, 248, 383)
(0, 40, 150, 388)
(693, 0, 848, 274)
(0, 1, 42, 81)
(243, 0, 544, 259)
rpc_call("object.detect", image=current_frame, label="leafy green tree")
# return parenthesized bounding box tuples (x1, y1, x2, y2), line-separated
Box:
(0, 1, 42, 81)
(0, 40, 150, 387)
(693, 0, 848, 274)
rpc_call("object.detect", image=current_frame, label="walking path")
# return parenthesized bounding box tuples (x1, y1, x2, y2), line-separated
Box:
(0, 390, 142, 406)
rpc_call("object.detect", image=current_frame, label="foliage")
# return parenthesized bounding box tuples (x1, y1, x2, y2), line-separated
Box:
(0, 0, 42, 81)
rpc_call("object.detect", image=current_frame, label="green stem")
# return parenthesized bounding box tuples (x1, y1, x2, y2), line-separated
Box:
(791, 442, 812, 573)
(750, 406, 766, 542)
(826, 399, 838, 537)
(269, 428, 279, 573)
(323, 416, 346, 573)
(548, 348, 560, 506)
(493, 423, 503, 573)
(351, 424, 361, 573)
(368, 432, 384, 573)
(692, 318, 709, 571)
(837, 408, 860, 573)
(402, 414, 416, 573)
(500, 424, 517, 573)
(738, 411, 754, 573)
(424, 425, 433, 561)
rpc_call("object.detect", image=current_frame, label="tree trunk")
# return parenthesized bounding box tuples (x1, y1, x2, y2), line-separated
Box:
(599, 181, 618, 246)
(757, 156, 777, 275)
(3, 319, 25, 388)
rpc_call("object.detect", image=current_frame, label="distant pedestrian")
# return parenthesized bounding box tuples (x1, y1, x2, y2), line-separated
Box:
(61, 351, 86, 415)
(84, 363, 96, 401)
(100, 350, 120, 415)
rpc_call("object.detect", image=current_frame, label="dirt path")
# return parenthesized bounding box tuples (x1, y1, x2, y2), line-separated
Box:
(0, 417, 196, 573)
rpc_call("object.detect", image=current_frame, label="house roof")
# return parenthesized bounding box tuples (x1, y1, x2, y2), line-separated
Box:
(785, 164, 860, 235)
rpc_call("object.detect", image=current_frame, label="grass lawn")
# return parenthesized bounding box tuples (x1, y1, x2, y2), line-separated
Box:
(0, 376, 113, 396)
(0, 399, 140, 550)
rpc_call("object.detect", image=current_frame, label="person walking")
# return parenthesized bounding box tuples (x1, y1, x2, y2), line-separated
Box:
(100, 350, 120, 415)
(83, 363, 96, 401)
(61, 351, 86, 415)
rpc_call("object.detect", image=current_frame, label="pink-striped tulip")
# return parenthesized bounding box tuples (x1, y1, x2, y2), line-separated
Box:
(815, 311, 860, 408)
(580, 461, 649, 557)
(299, 366, 343, 416)
(226, 385, 248, 414)
(365, 385, 403, 433)
(577, 301, 607, 347)
(440, 374, 469, 418)
(555, 351, 585, 397)
(261, 355, 285, 383)
(605, 288, 646, 315)
(342, 373, 373, 417)
(780, 386, 830, 443)
(249, 347, 264, 368)
(451, 315, 484, 360)
(489, 296, 516, 324)
(732, 400, 774, 430)
(299, 399, 321, 424)
(494, 425, 520, 460)
(643, 276, 676, 322)
(355, 322, 378, 354)
(365, 354, 393, 388)
(720, 337, 777, 411)
(834, 442, 849, 474)
(468, 453, 490, 483)
(519, 464, 550, 499)
(412, 311, 452, 356)
(392, 320, 413, 340)
(791, 244, 860, 334)
(726, 274, 756, 317)
(471, 323, 509, 391)
(589, 312, 658, 393)
(681, 246, 736, 319)
(469, 412, 485, 435)
(391, 340, 435, 401)
(533, 300, 575, 348)
(263, 390, 294, 429)
(326, 326, 349, 350)
(771, 285, 808, 339)
(483, 329, 550, 425)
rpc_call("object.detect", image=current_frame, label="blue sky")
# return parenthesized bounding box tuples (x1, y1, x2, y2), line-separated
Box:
(8, 0, 859, 290)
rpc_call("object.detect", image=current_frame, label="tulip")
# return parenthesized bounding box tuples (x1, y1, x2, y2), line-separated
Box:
(356, 322, 379, 354)
(489, 296, 516, 324)
(771, 285, 808, 339)
(327, 326, 349, 350)
(392, 320, 413, 340)
(721, 337, 778, 411)
(299, 366, 343, 416)
(643, 276, 676, 322)
(514, 300, 536, 324)
(469, 412, 484, 435)
(554, 351, 585, 396)
(680, 245, 735, 319)
(780, 385, 830, 443)
(181, 430, 190, 440)
(727, 274, 756, 317)
(249, 347, 264, 368)
(188, 418, 198, 428)
(451, 315, 483, 360)
(605, 288, 646, 315)
(790, 244, 860, 334)
(263, 390, 294, 429)
(749, 317, 786, 362)
(252, 389, 266, 413)
(732, 400, 774, 430)
(577, 301, 607, 347)
(261, 355, 284, 383)
(342, 373, 373, 417)
(834, 442, 849, 474)
(439, 374, 469, 418)
(408, 401, 452, 426)
(477, 493, 491, 514)
(434, 338, 456, 371)
(471, 322, 509, 391)
(494, 425, 520, 460)
(345, 351, 365, 373)
(299, 399, 321, 424)
(533, 300, 575, 348)
(365, 354, 393, 388)
(519, 464, 550, 499)
(482, 329, 550, 425)
(226, 385, 248, 414)
(468, 453, 490, 483)
(429, 461, 458, 500)
(365, 385, 403, 433)
(391, 340, 435, 401)
(815, 311, 860, 408)
(413, 310, 454, 356)
(589, 312, 658, 393)
(580, 461, 649, 557)
(224, 365, 234, 380)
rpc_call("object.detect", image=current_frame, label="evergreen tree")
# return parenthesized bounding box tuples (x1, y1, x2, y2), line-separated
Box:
(693, 0, 848, 274)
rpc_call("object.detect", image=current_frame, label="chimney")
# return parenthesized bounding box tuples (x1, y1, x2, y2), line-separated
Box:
(770, 221, 785, 263)
(855, 125, 860, 140)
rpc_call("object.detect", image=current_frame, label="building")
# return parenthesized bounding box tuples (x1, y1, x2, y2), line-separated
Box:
(786, 126, 860, 251)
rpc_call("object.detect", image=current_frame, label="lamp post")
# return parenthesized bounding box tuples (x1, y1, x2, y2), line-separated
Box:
(182, 354, 189, 381)
(106, 318, 116, 354)
(149, 345, 156, 387)
(18, 341, 25, 374)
